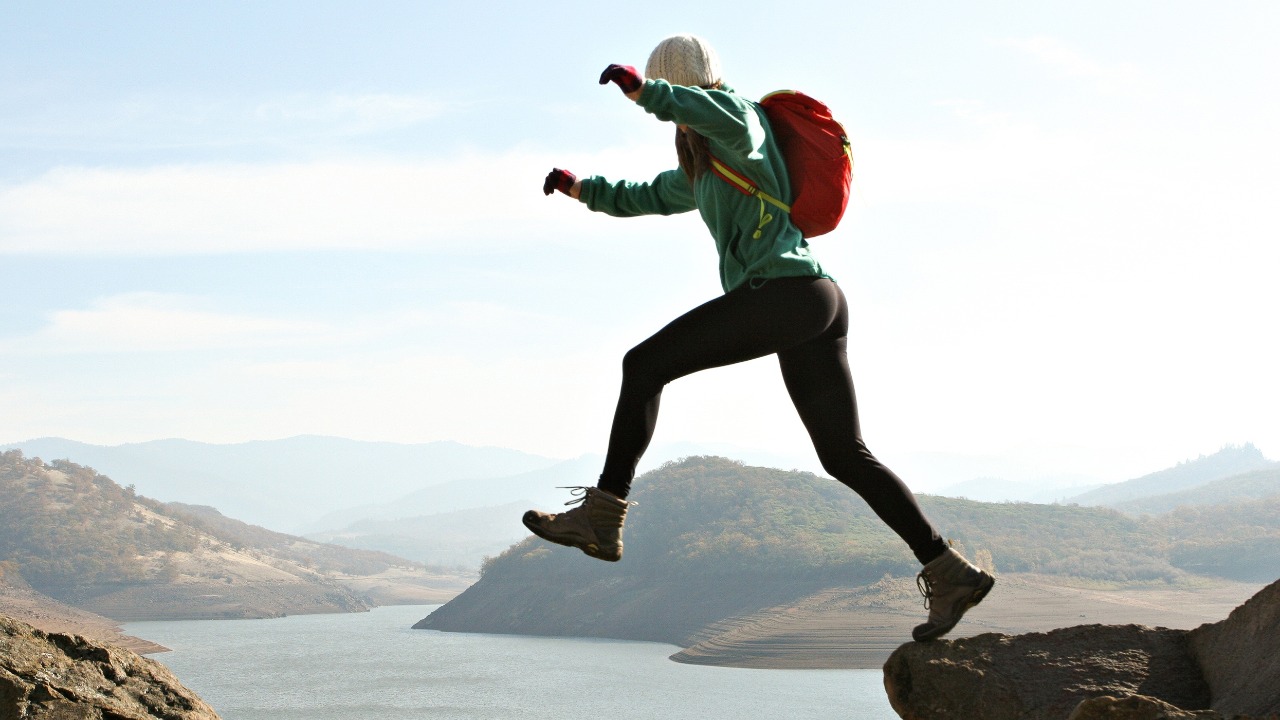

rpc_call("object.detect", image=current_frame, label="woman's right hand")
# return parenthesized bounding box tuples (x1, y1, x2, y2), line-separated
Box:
(543, 168, 580, 198)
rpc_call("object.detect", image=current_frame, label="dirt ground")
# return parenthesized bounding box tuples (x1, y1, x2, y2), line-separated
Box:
(0, 584, 169, 655)
(671, 573, 1271, 669)
(334, 566, 474, 605)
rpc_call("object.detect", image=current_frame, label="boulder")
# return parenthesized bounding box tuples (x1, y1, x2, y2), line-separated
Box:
(0, 613, 220, 720)
(882, 625, 1209, 720)
(1187, 579, 1280, 717)
(883, 578, 1280, 720)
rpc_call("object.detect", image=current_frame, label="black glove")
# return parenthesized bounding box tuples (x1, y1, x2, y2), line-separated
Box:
(599, 64, 643, 94)
(543, 168, 576, 197)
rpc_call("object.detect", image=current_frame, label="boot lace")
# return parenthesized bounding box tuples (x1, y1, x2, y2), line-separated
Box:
(557, 486, 591, 507)
(555, 486, 637, 507)
(916, 571, 934, 610)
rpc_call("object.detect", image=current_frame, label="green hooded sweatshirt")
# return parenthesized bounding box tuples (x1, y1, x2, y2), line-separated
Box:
(578, 79, 830, 293)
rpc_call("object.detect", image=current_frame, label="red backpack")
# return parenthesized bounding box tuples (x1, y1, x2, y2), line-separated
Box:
(710, 90, 853, 238)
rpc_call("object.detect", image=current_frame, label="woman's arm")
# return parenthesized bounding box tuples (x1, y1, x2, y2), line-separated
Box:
(580, 169, 696, 217)
(600, 63, 751, 146)
(544, 166, 694, 215)
(636, 81, 759, 154)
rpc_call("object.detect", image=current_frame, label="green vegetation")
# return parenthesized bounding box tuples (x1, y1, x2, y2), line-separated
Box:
(1156, 495, 1280, 581)
(922, 497, 1180, 583)
(1, 450, 202, 593)
(484, 455, 1280, 587)
(487, 458, 920, 586)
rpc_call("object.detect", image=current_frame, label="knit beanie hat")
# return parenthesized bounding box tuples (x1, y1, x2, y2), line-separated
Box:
(645, 34, 723, 88)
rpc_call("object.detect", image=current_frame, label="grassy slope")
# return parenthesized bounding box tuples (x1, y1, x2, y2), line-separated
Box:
(0, 450, 462, 622)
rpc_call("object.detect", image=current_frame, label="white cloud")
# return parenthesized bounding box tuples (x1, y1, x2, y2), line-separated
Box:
(0, 144, 672, 256)
(5, 291, 584, 357)
(12, 293, 334, 353)
(7, 91, 454, 150)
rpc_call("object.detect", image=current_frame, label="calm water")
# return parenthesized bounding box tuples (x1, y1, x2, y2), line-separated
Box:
(127, 605, 895, 719)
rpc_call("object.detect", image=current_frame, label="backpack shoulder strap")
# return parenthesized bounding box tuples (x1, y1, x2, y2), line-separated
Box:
(709, 156, 791, 215)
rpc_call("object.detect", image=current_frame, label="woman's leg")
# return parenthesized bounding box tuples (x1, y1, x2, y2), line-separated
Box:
(597, 277, 840, 498)
(776, 282, 947, 565)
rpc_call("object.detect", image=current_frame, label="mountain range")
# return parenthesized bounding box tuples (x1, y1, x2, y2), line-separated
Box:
(6, 436, 1278, 671)
(1, 435, 559, 533)
(1065, 443, 1275, 507)
(6, 436, 1276, 570)
(314, 443, 1280, 569)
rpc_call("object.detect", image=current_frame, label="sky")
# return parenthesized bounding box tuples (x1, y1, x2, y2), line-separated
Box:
(2, 1, 1278, 491)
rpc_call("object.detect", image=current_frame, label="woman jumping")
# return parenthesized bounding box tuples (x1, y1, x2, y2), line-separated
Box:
(523, 34, 994, 642)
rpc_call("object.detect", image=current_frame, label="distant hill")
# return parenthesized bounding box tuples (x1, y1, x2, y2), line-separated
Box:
(309, 502, 535, 569)
(303, 455, 606, 567)
(302, 454, 602, 533)
(419, 456, 1280, 648)
(1066, 444, 1274, 508)
(936, 476, 1103, 504)
(0, 450, 465, 623)
(1114, 466, 1280, 515)
(0, 436, 560, 532)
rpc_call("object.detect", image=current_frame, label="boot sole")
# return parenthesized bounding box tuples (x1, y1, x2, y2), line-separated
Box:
(912, 573, 996, 642)
(522, 513, 622, 562)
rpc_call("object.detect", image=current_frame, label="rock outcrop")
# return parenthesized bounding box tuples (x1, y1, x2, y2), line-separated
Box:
(1067, 695, 1228, 719)
(0, 614, 220, 719)
(883, 578, 1280, 720)
(1186, 578, 1280, 717)
(882, 624, 1208, 719)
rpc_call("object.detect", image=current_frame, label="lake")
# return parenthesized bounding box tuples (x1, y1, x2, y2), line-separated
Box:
(127, 605, 897, 719)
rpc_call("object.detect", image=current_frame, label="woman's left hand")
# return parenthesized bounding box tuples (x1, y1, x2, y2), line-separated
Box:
(599, 64, 645, 100)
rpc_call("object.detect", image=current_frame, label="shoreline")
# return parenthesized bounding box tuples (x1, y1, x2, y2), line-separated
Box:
(8, 572, 1266, 670)
(0, 568, 472, 656)
(0, 584, 169, 655)
(668, 574, 1268, 669)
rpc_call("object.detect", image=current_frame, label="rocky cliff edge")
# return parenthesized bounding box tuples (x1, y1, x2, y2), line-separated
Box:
(883, 578, 1280, 720)
(0, 613, 219, 720)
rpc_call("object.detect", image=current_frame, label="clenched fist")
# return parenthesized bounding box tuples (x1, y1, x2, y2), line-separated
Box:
(599, 64, 643, 94)
(543, 168, 577, 197)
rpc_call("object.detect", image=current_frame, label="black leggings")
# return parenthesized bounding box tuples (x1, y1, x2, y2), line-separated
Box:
(597, 276, 947, 565)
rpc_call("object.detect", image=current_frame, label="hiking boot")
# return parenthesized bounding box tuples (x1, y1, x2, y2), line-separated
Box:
(522, 487, 633, 562)
(912, 547, 995, 642)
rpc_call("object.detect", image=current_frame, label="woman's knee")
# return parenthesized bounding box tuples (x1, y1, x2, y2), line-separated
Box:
(621, 343, 669, 394)
(621, 342, 651, 377)
(816, 444, 883, 488)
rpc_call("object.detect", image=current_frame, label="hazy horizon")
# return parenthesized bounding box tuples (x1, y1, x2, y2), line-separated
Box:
(6, 431, 1266, 495)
